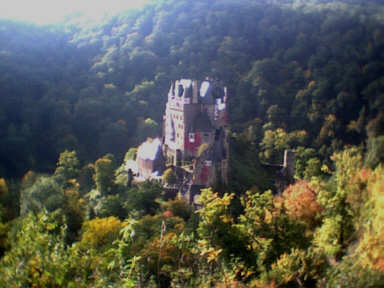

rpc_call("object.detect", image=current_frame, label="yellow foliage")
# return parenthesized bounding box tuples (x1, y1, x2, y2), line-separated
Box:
(0, 178, 8, 200)
(355, 165, 384, 271)
(220, 214, 233, 224)
(215, 281, 248, 288)
(200, 245, 223, 264)
(347, 120, 359, 132)
(104, 83, 116, 89)
(81, 216, 124, 248)
(308, 80, 316, 88)
(321, 164, 331, 174)
(325, 114, 336, 122)
(197, 143, 209, 157)
(295, 89, 305, 100)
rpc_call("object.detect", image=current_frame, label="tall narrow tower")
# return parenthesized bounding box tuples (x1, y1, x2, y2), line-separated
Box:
(162, 79, 228, 201)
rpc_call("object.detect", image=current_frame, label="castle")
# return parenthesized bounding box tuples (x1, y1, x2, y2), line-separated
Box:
(127, 78, 296, 199)
(132, 78, 229, 203)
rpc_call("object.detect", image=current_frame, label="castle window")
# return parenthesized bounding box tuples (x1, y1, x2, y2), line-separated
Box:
(166, 118, 175, 142)
(189, 133, 195, 143)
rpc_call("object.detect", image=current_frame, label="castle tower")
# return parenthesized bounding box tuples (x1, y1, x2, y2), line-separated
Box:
(162, 79, 228, 194)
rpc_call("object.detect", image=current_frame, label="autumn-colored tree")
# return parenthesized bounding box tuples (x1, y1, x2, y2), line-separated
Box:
(354, 165, 384, 272)
(80, 216, 124, 249)
(281, 181, 322, 228)
(238, 190, 309, 277)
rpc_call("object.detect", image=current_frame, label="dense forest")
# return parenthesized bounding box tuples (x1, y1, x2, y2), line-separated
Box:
(0, 0, 384, 286)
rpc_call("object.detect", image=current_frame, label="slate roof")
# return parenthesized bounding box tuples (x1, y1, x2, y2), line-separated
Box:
(192, 111, 213, 132)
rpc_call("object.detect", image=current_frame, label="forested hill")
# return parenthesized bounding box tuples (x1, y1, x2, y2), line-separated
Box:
(1, 0, 384, 177)
(2, 1, 384, 287)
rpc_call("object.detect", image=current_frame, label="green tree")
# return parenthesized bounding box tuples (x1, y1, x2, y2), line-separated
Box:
(125, 181, 162, 216)
(314, 147, 362, 259)
(54, 150, 80, 185)
(162, 168, 177, 185)
(94, 154, 116, 196)
(20, 176, 64, 215)
(365, 136, 384, 168)
(0, 212, 70, 287)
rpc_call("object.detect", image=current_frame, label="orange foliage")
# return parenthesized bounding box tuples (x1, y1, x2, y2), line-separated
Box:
(376, 258, 384, 272)
(142, 232, 180, 274)
(355, 168, 372, 182)
(282, 181, 322, 226)
(162, 210, 174, 218)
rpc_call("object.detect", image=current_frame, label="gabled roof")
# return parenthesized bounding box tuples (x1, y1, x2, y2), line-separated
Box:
(137, 138, 162, 161)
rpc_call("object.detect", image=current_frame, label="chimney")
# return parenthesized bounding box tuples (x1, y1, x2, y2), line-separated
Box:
(283, 150, 295, 178)
(192, 80, 199, 104)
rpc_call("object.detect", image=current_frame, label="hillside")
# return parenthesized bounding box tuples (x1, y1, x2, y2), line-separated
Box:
(0, 0, 384, 286)
(0, 0, 383, 178)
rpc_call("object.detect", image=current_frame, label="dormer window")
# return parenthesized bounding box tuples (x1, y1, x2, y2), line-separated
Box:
(178, 84, 184, 97)
(200, 81, 210, 97)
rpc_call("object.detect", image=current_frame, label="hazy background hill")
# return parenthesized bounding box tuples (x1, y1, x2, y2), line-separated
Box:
(1, 0, 384, 177)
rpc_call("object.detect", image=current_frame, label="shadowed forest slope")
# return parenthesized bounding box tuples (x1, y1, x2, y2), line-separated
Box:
(0, 0, 383, 177)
